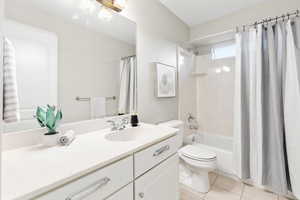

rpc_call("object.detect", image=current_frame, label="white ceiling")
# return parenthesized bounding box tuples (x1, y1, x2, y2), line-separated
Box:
(9, 0, 136, 45)
(159, 0, 269, 27)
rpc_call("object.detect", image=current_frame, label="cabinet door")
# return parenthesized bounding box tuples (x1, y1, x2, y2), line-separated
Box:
(106, 183, 133, 200)
(135, 154, 179, 200)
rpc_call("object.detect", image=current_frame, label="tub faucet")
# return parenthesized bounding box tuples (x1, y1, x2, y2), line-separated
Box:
(187, 113, 199, 130)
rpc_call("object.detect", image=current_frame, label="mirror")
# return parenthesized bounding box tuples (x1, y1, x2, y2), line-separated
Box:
(3, 0, 137, 133)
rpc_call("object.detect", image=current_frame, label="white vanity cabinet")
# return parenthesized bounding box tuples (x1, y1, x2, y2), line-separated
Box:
(135, 154, 179, 200)
(32, 136, 179, 200)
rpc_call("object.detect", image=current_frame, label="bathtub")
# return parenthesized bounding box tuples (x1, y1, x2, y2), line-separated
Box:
(185, 133, 234, 176)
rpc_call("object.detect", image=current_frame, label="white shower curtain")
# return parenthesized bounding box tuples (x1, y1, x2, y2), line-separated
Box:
(234, 20, 300, 195)
(284, 20, 300, 198)
(118, 56, 137, 115)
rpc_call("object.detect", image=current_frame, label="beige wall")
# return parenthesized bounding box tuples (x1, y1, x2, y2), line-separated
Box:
(122, 0, 190, 123)
(191, 0, 300, 40)
(5, 0, 135, 123)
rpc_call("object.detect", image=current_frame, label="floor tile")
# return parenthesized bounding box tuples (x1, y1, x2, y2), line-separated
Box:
(242, 185, 278, 200)
(180, 184, 206, 200)
(209, 172, 218, 186)
(278, 195, 297, 200)
(205, 186, 241, 200)
(212, 175, 243, 195)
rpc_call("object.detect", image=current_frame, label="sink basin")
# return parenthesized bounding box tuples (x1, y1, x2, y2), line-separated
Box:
(105, 127, 144, 142)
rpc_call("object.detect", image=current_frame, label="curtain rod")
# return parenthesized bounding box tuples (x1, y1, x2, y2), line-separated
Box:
(186, 10, 300, 46)
(237, 9, 300, 32)
(121, 55, 136, 60)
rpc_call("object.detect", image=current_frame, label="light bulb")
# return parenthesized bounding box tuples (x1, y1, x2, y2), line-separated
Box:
(114, 0, 127, 8)
(98, 7, 113, 21)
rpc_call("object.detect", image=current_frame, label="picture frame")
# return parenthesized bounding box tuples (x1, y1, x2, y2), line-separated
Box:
(155, 63, 176, 98)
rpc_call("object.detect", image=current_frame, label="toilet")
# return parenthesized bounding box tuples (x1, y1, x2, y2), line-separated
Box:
(158, 120, 217, 193)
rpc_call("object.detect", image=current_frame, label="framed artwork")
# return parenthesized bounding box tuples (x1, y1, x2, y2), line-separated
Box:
(156, 63, 176, 98)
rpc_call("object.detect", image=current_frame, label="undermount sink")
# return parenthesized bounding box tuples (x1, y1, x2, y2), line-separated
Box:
(105, 127, 144, 142)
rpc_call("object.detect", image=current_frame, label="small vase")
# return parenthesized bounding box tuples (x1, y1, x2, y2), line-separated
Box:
(42, 132, 61, 147)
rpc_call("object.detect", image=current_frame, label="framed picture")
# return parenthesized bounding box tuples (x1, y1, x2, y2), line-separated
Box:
(156, 63, 176, 98)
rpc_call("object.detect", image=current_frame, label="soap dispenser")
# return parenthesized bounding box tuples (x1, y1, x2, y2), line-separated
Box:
(130, 114, 139, 127)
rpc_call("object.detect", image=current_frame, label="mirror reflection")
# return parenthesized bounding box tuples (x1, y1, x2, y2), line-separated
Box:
(3, 0, 137, 133)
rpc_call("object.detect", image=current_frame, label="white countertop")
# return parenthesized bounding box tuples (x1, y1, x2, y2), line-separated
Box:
(2, 123, 177, 200)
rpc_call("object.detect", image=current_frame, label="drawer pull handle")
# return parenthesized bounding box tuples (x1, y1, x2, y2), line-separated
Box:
(153, 145, 170, 157)
(65, 177, 110, 200)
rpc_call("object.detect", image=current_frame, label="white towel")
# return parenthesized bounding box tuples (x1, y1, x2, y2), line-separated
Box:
(3, 37, 20, 123)
(58, 130, 76, 146)
(90, 97, 106, 119)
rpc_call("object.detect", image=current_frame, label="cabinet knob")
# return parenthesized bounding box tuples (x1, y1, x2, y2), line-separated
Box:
(139, 192, 145, 198)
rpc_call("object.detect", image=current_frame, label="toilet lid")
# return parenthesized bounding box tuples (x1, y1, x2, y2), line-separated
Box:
(180, 145, 216, 161)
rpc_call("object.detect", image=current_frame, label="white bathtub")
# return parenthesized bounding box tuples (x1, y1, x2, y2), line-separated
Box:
(186, 133, 234, 176)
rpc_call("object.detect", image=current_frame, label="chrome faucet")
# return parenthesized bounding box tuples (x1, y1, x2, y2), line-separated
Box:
(107, 118, 129, 131)
(107, 120, 118, 131)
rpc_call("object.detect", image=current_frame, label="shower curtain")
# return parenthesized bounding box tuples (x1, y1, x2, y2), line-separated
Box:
(234, 19, 300, 195)
(118, 56, 137, 115)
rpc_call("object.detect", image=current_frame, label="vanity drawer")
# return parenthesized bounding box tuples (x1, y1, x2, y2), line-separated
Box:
(106, 183, 133, 200)
(134, 136, 178, 178)
(36, 156, 133, 200)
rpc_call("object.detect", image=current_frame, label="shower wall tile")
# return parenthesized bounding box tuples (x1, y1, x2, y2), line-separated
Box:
(197, 56, 235, 137)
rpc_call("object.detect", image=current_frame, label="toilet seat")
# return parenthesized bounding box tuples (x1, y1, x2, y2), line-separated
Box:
(179, 145, 216, 162)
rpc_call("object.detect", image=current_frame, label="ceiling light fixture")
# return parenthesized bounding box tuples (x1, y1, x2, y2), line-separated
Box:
(96, 0, 126, 12)
(74, 0, 126, 22)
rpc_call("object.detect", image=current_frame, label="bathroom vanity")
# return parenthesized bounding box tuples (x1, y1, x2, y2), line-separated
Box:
(2, 123, 180, 200)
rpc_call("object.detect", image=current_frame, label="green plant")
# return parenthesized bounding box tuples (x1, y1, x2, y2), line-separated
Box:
(36, 105, 63, 135)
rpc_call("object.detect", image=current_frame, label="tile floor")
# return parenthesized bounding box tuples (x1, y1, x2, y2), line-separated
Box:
(180, 172, 294, 200)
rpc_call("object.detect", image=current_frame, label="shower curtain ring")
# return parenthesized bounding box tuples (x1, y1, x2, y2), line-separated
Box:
(268, 18, 272, 24)
(263, 19, 267, 27)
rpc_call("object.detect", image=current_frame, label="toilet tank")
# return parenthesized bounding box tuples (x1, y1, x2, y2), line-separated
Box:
(158, 120, 184, 146)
